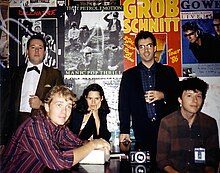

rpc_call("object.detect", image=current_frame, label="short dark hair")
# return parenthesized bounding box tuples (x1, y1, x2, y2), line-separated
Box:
(135, 31, 156, 49)
(178, 77, 209, 100)
(213, 12, 220, 20)
(27, 34, 46, 50)
(71, 21, 77, 27)
(113, 11, 119, 17)
(182, 22, 199, 32)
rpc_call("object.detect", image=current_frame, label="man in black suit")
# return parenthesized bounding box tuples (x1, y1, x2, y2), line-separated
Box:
(5, 34, 64, 144)
(104, 11, 122, 47)
(118, 31, 179, 169)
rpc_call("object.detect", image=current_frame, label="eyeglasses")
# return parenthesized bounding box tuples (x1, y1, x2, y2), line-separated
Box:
(139, 43, 154, 49)
(184, 32, 195, 37)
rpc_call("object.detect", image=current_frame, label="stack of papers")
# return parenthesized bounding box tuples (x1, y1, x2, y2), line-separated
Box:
(80, 149, 110, 164)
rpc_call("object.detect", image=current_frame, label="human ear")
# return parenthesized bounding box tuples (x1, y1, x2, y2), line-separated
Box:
(178, 97, 182, 106)
(154, 46, 157, 53)
(45, 103, 49, 113)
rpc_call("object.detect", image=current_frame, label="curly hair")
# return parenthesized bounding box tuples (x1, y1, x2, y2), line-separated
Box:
(178, 77, 209, 100)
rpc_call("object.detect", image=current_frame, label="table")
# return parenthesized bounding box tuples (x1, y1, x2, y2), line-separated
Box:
(49, 142, 160, 173)
(58, 158, 154, 173)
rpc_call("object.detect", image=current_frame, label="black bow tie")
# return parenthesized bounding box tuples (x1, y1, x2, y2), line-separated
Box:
(27, 66, 40, 74)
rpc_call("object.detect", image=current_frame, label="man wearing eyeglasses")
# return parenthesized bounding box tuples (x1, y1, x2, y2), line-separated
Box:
(182, 21, 220, 63)
(118, 31, 179, 170)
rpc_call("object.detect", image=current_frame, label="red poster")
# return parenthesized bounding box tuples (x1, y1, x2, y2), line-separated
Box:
(122, 0, 182, 76)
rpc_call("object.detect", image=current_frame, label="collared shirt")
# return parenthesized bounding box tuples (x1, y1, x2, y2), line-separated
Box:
(140, 62, 156, 120)
(157, 110, 219, 172)
(1, 111, 83, 173)
(20, 62, 43, 113)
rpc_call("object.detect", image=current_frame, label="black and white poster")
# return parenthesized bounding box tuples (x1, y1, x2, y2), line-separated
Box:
(64, 6, 124, 76)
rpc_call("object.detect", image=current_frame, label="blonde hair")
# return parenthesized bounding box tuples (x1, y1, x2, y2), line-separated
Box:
(44, 85, 77, 107)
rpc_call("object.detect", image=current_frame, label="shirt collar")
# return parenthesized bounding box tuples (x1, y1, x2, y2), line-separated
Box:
(27, 61, 43, 72)
(140, 61, 156, 72)
(177, 109, 199, 126)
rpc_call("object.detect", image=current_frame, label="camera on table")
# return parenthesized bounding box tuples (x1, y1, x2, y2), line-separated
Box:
(130, 151, 150, 164)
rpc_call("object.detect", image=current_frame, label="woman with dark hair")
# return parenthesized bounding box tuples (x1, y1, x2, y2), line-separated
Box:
(69, 83, 111, 142)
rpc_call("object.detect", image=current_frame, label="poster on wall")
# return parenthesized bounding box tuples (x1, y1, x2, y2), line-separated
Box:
(64, 76, 121, 132)
(64, 5, 124, 76)
(0, 3, 9, 69)
(66, 0, 120, 6)
(9, 7, 65, 71)
(180, 0, 220, 77)
(10, 0, 57, 7)
(121, 0, 182, 76)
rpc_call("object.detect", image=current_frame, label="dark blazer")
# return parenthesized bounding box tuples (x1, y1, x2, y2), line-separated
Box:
(118, 62, 179, 160)
(69, 109, 111, 142)
(6, 65, 64, 139)
(104, 14, 121, 33)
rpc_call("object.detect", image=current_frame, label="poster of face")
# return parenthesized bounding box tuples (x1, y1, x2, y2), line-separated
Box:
(180, 0, 220, 77)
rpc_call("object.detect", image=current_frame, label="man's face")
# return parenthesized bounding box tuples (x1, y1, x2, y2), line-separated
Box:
(178, 90, 203, 115)
(85, 53, 92, 61)
(26, 39, 45, 65)
(213, 18, 220, 36)
(184, 30, 197, 43)
(137, 37, 156, 65)
(45, 93, 73, 126)
(86, 91, 103, 111)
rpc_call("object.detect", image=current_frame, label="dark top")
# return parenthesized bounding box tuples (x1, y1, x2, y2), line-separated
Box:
(118, 62, 179, 163)
(69, 109, 111, 142)
(1, 112, 83, 173)
(5, 65, 64, 143)
(189, 33, 220, 63)
(140, 62, 156, 120)
(157, 110, 219, 172)
(104, 13, 122, 33)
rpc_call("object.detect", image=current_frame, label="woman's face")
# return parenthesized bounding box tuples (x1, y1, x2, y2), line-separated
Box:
(85, 91, 103, 110)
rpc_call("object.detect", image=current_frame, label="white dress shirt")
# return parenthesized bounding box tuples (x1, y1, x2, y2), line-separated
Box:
(19, 62, 43, 113)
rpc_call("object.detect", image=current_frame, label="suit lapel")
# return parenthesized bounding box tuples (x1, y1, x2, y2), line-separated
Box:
(35, 65, 47, 99)
(15, 67, 26, 99)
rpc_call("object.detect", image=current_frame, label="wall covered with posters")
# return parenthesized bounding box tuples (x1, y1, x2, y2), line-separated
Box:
(0, 0, 219, 138)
